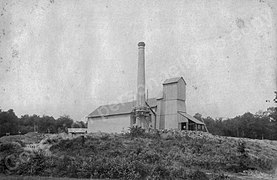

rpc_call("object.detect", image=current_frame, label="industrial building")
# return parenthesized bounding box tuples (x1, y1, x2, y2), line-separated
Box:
(87, 42, 205, 133)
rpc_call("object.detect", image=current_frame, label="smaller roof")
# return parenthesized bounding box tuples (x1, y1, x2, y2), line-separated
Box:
(178, 111, 204, 125)
(163, 77, 186, 85)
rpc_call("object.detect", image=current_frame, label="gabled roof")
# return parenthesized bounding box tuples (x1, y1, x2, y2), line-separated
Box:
(87, 98, 157, 118)
(163, 77, 186, 85)
(178, 111, 204, 125)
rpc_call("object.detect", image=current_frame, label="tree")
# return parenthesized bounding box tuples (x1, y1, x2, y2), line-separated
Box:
(193, 113, 202, 121)
(19, 114, 40, 134)
(38, 115, 56, 133)
(71, 121, 86, 128)
(0, 109, 19, 137)
(56, 115, 74, 133)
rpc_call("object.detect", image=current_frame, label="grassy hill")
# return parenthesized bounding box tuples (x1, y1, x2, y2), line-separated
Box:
(1, 128, 277, 179)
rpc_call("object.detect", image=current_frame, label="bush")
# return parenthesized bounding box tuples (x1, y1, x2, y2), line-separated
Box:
(16, 151, 48, 176)
(0, 158, 5, 173)
(2, 130, 277, 179)
(0, 142, 22, 153)
(212, 172, 230, 180)
(169, 167, 188, 179)
(189, 170, 209, 180)
(150, 164, 170, 179)
(127, 126, 146, 138)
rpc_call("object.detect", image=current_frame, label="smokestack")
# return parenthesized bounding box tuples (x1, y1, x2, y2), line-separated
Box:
(131, 42, 151, 129)
(137, 42, 146, 107)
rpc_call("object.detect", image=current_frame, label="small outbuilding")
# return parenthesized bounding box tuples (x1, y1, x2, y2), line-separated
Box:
(68, 128, 87, 135)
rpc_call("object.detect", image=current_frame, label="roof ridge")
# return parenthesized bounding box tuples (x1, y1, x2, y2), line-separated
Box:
(87, 98, 157, 118)
(163, 77, 186, 85)
(95, 97, 157, 107)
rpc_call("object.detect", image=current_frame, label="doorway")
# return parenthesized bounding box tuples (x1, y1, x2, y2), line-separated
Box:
(180, 122, 187, 130)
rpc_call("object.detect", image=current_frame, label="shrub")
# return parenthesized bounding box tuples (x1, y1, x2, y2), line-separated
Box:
(0, 158, 5, 173)
(189, 170, 209, 180)
(150, 164, 170, 179)
(3, 130, 277, 179)
(169, 167, 188, 179)
(237, 141, 254, 171)
(141, 150, 160, 164)
(0, 142, 22, 153)
(237, 141, 246, 154)
(16, 151, 48, 176)
(15, 140, 26, 147)
(252, 157, 276, 172)
(127, 126, 146, 138)
(213, 172, 230, 180)
(225, 140, 274, 172)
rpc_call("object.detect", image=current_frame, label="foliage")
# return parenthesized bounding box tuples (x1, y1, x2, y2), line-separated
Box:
(0, 109, 18, 137)
(194, 106, 277, 140)
(1, 105, 277, 140)
(237, 141, 251, 171)
(0, 142, 24, 174)
(189, 170, 209, 180)
(0, 110, 87, 137)
(127, 126, 146, 138)
(2, 130, 276, 179)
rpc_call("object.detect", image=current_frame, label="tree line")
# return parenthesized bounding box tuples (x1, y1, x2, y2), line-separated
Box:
(0, 109, 86, 137)
(1, 106, 277, 140)
(194, 107, 277, 140)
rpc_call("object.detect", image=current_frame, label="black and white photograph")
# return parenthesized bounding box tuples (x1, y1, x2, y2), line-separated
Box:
(0, 0, 276, 179)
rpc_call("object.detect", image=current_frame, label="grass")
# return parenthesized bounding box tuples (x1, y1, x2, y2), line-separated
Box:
(0, 174, 96, 180)
(1, 128, 277, 179)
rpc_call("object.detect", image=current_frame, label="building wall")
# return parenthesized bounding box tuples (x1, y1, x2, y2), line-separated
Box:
(163, 98, 179, 129)
(177, 79, 186, 101)
(177, 100, 186, 112)
(177, 79, 186, 112)
(162, 79, 187, 130)
(87, 114, 130, 133)
(164, 100, 177, 115)
(165, 114, 178, 129)
(156, 98, 165, 129)
(163, 83, 178, 100)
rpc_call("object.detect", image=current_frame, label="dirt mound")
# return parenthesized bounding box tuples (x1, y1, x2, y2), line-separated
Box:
(1, 130, 277, 179)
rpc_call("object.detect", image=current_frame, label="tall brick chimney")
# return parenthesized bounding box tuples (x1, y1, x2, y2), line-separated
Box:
(132, 42, 151, 129)
(137, 42, 146, 107)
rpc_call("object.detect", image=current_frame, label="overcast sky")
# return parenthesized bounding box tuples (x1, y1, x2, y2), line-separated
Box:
(0, 0, 276, 121)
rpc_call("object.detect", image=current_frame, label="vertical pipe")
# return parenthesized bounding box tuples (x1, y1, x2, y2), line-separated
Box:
(137, 42, 146, 107)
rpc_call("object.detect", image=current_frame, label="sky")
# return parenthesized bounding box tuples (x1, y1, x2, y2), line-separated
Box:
(0, 0, 276, 121)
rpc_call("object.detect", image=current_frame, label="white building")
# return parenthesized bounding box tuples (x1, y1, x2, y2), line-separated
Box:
(87, 77, 205, 133)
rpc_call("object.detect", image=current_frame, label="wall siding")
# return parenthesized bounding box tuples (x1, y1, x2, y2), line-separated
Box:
(177, 100, 186, 112)
(87, 114, 130, 133)
(156, 99, 165, 129)
(164, 83, 177, 100)
(177, 79, 186, 101)
(165, 114, 178, 129)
